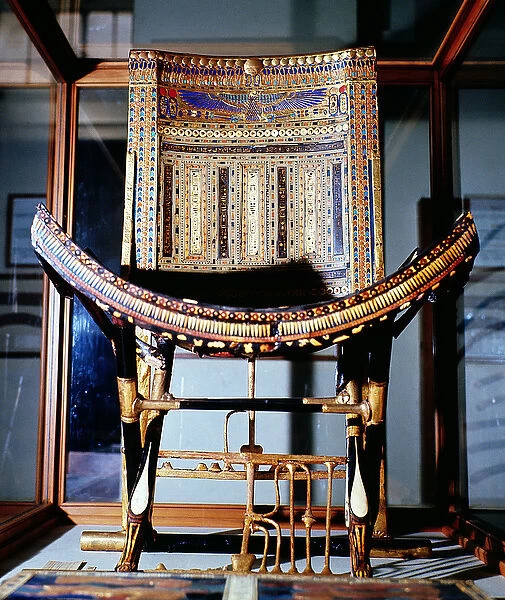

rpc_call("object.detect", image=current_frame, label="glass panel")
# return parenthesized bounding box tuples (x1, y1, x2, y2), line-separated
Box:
(458, 89, 505, 533)
(0, 1, 55, 85)
(156, 354, 344, 506)
(66, 88, 128, 502)
(50, 1, 133, 60)
(377, 0, 463, 59)
(47, 0, 463, 60)
(0, 3, 54, 518)
(465, 2, 505, 61)
(129, 0, 358, 56)
(381, 86, 431, 506)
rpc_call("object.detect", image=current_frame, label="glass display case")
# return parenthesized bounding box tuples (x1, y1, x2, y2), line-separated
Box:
(0, 1, 55, 529)
(2, 0, 504, 572)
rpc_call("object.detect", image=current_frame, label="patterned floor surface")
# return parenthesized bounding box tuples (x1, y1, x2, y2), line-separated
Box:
(0, 526, 504, 598)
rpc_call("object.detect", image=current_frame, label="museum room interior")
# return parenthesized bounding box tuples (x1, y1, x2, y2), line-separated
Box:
(0, 0, 504, 598)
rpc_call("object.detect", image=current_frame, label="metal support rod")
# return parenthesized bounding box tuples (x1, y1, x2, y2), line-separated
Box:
(134, 395, 370, 417)
(248, 358, 256, 450)
(301, 463, 315, 575)
(287, 463, 297, 574)
(322, 461, 336, 576)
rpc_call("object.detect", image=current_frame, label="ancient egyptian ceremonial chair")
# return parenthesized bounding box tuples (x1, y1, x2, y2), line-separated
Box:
(31, 47, 478, 577)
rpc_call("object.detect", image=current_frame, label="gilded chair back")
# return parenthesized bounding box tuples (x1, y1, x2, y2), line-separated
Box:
(123, 48, 383, 305)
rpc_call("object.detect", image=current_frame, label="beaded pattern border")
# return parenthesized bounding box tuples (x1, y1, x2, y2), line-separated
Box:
(33, 204, 478, 358)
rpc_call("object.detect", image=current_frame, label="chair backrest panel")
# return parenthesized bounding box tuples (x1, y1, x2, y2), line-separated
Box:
(123, 48, 383, 304)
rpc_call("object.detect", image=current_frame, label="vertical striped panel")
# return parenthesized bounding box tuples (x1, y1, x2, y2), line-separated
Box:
(332, 162, 343, 255)
(302, 165, 320, 255)
(218, 167, 229, 259)
(187, 167, 204, 257)
(243, 166, 262, 258)
(277, 166, 288, 259)
(162, 163, 173, 257)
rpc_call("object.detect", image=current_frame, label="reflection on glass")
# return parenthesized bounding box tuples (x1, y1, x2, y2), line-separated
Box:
(465, 1, 505, 61)
(0, 4, 54, 518)
(459, 89, 505, 530)
(66, 88, 127, 502)
(463, 199, 505, 512)
(46, 0, 464, 60)
(48, 0, 133, 59)
(0, 2, 54, 85)
(377, 0, 463, 58)
(381, 86, 430, 507)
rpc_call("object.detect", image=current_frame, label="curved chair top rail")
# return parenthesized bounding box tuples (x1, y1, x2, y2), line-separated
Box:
(32, 204, 478, 358)
(129, 46, 377, 86)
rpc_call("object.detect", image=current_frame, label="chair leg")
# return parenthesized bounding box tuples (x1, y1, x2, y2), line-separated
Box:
(346, 414, 372, 577)
(116, 413, 165, 571)
(115, 335, 175, 572)
(365, 415, 388, 539)
(110, 321, 142, 571)
(367, 331, 393, 539)
(339, 339, 372, 576)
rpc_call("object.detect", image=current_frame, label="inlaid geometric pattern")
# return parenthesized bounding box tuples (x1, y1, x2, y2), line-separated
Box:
(123, 48, 383, 299)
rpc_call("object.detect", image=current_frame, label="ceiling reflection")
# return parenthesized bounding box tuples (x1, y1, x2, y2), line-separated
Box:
(43, 0, 465, 61)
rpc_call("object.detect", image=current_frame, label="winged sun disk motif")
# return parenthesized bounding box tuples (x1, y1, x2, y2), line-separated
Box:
(178, 89, 327, 120)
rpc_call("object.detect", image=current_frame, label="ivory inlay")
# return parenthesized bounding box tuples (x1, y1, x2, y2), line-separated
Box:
(245, 168, 261, 257)
(303, 167, 320, 255)
(350, 438, 368, 519)
(189, 168, 203, 255)
(130, 442, 151, 516)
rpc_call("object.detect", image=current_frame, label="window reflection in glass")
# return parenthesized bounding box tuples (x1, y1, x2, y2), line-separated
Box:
(459, 89, 505, 530)
(0, 3, 53, 515)
(465, 2, 505, 61)
(46, 0, 463, 60)
(66, 88, 127, 502)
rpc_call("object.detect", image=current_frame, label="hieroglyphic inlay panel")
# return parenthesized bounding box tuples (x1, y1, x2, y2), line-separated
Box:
(277, 167, 288, 259)
(218, 167, 229, 259)
(189, 168, 203, 255)
(182, 164, 207, 259)
(332, 162, 344, 256)
(162, 163, 173, 258)
(243, 166, 263, 259)
(301, 166, 321, 256)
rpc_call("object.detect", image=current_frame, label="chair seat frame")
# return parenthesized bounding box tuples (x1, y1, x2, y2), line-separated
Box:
(32, 204, 478, 575)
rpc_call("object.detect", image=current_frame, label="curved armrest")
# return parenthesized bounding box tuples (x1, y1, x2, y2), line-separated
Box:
(32, 204, 478, 358)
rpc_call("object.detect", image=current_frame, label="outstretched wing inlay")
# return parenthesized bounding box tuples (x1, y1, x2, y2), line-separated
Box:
(178, 89, 326, 120)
